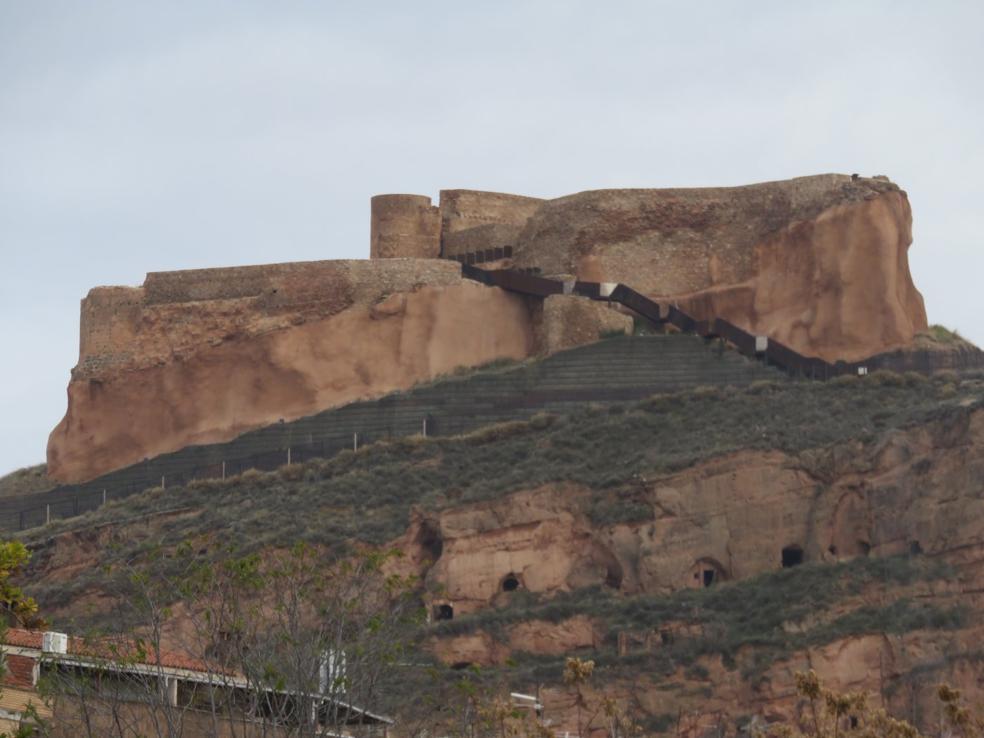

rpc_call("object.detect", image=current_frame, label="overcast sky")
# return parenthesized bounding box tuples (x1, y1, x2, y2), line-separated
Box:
(1, 1, 982, 477)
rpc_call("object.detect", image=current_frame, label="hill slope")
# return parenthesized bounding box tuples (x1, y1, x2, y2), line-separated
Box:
(16, 370, 984, 735)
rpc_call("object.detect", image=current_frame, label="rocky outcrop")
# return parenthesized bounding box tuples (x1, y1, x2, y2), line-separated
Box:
(404, 404, 984, 731)
(510, 175, 927, 362)
(421, 406, 984, 613)
(48, 261, 536, 483)
(26, 383, 984, 735)
(48, 257, 632, 483)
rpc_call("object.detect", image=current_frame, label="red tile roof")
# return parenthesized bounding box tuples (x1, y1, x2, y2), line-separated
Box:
(3, 628, 231, 675)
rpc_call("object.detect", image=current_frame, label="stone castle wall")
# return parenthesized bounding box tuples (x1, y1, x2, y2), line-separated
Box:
(370, 189, 543, 261)
(438, 189, 544, 235)
(438, 190, 543, 260)
(374, 175, 928, 363)
(76, 259, 461, 375)
(51, 173, 933, 483)
(55, 251, 627, 482)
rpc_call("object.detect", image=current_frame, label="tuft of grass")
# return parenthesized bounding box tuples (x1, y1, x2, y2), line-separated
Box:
(924, 325, 963, 344)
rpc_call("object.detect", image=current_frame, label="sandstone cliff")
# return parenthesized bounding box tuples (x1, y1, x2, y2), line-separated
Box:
(510, 174, 927, 362)
(48, 174, 934, 484)
(48, 258, 630, 483)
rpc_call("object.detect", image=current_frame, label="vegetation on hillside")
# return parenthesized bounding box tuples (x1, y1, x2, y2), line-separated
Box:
(8, 371, 984, 735)
(0, 465, 53, 498)
(914, 324, 978, 350)
(18, 370, 984, 615)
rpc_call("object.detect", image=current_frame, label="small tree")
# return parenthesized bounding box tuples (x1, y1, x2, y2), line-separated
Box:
(0, 540, 45, 738)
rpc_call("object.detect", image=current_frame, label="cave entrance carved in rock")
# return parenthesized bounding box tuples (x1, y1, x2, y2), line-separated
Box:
(782, 545, 804, 568)
(501, 573, 521, 592)
(687, 558, 727, 588)
(434, 603, 454, 621)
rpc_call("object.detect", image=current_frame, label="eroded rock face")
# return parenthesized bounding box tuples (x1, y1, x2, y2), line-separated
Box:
(424, 409, 984, 610)
(510, 175, 927, 362)
(48, 255, 632, 483)
(414, 407, 984, 733)
(48, 261, 536, 483)
(425, 484, 623, 616)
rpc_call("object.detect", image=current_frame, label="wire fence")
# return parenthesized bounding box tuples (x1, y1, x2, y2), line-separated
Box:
(1, 423, 433, 533)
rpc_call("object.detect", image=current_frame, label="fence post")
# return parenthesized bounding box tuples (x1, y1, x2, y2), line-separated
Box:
(45, 504, 50, 526)
(161, 475, 165, 489)
(287, 447, 291, 466)
(102, 489, 107, 506)
(422, 418, 428, 437)
(73, 497, 79, 516)
(353, 433, 358, 452)
(221, 461, 226, 480)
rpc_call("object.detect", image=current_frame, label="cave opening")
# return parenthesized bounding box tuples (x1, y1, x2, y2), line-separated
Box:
(605, 561, 624, 589)
(689, 559, 726, 589)
(416, 521, 443, 562)
(910, 541, 923, 556)
(782, 545, 804, 568)
(434, 604, 454, 621)
(501, 574, 520, 592)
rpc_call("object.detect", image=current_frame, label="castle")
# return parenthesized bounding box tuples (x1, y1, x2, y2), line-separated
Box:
(48, 174, 930, 483)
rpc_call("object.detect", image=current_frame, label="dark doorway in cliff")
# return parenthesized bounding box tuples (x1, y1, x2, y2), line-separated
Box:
(910, 541, 923, 556)
(605, 562, 624, 590)
(434, 604, 453, 621)
(501, 574, 520, 592)
(782, 545, 804, 568)
(416, 520, 443, 563)
(688, 558, 726, 589)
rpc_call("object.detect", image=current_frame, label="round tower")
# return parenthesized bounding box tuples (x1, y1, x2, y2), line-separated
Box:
(370, 194, 441, 259)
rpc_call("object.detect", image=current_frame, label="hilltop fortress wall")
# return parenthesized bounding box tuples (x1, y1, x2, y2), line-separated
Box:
(374, 176, 927, 364)
(53, 256, 627, 483)
(50, 174, 929, 483)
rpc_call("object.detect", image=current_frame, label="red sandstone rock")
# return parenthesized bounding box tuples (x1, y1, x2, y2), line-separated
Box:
(48, 262, 535, 483)
(511, 174, 927, 362)
(48, 257, 626, 483)
(48, 174, 935, 483)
